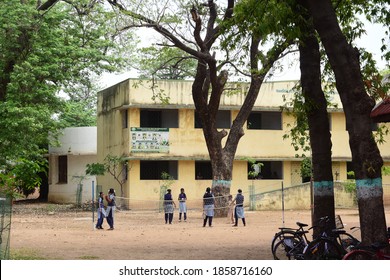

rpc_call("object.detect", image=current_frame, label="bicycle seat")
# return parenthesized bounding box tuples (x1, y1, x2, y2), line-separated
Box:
(296, 222, 308, 228)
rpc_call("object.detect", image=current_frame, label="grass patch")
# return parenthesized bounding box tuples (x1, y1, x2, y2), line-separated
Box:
(78, 255, 100, 260)
(10, 248, 46, 260)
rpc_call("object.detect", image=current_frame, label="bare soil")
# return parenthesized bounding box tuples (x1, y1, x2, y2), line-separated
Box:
(9, 201, 389, 260)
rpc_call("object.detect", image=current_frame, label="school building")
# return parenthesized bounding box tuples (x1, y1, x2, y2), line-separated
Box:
(96, 79, 390, 210)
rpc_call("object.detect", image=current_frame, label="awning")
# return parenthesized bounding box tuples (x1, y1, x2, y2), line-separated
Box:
(370, 97, 390, 123)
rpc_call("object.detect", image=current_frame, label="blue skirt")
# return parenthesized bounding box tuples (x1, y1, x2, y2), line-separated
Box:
(235, 206, 245, 218)
(164, 204, 174, 214)
(179, 202, 187, 213)
(203, 204, 214, 217)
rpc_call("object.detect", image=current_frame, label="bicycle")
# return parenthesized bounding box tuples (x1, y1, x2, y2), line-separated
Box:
(303, 218, 360, 260)
(272, 216, 360, 260)
(342, 242, 390, 260)
(343, 227, 390, 260)
(271, 222, 311, 260)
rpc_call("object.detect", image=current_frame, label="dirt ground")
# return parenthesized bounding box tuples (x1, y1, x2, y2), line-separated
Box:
(9, 202, 390, 260)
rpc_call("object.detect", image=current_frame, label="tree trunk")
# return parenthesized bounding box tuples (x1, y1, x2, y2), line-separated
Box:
(190, 33, 269, 217)
(298, 9, 335, 236)
(109, 1, 288, 217)
(306, 0, 388, 245)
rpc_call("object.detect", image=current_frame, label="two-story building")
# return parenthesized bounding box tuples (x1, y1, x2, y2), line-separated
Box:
(96, 79, 390, 210)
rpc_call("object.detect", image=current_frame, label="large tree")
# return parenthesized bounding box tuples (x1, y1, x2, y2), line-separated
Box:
(0, 0, 135, 198)
(106, 0, 296, 214)
(305, 0, 388, 245)
(296, 1, 335, 234)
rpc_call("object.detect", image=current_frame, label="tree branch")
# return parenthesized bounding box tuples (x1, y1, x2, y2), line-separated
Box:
(37, 0, 59, 11)
(108, 0, 210, 61)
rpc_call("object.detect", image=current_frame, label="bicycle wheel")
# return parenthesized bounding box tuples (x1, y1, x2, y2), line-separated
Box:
(303, 238, 343, 260)
(342, 250, 374, 260)
(271, 230, 298, 254)
(273, 237, 303, 260)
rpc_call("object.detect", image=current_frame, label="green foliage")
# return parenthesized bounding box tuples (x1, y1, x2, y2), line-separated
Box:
(131, 79, 171, 104)
(382, 165, 390, 176)
(78, 255, 100, 260)
(136, 46, 197, 80)
(281, 83, 311, 157)
(0, 173, 22, 200)
(10, 248, 46, 260)
(161, 171, 175, 188)
(86, 155, 131, 197)
(0, 158, 47, 198)
(1, 1, 136, 199)
(300, 157, 312, 180)
(58, 100, 97, 127)
(11, 158, 47, 197)
(343, 171, 356, 194)
(245, 158, 263, 179)
(1, 0, 135, 163)
(373, 124, 390, 145)
(281, 81, 339, 158)
(0, 101, 63, 160)
(85, 163, 105, 176)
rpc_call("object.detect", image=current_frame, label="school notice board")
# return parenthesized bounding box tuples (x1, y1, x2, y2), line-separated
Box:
(131, 127, 169, 153)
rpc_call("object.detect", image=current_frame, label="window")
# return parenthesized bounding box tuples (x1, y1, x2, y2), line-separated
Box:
(122, 109, 128, 129)
(247, 161, 283, 179)
(247, 111, 282, 130)
(140, 160, 178, 180)
(58, 155, 68, 183)
(195, 161, 213, 180)
(140, 109, 178, 128)
(194, 110, 231, 129)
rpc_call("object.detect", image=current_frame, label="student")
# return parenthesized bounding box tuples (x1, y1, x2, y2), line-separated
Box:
(164, 189, 176, 224)
(178, 188, 187, 222)
(105, 188, 116, 230)
(96, 192, 106, 229)
(232, 189, 246, 227)
(203, 187, 215, 227)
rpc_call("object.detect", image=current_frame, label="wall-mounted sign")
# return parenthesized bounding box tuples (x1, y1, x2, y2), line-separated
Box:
(131, 127, 169, 153)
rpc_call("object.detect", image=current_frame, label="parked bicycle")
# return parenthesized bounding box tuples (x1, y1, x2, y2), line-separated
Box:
(272, 216, 360, 260)
(303, 216, 360, 260)
(342, 242, 390, 260)
(342, 227, 390, 260)
(271, 222, 311, 260)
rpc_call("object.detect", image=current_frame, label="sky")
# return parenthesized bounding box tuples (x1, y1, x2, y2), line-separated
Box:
(99, 20, 389, 89)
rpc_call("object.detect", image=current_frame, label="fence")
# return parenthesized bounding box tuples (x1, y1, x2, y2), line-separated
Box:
(111, 181, 390, 212)
(248, 181, 390, 211)
(0, 196, 12, 260)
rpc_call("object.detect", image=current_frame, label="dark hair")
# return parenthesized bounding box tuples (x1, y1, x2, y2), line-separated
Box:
(206, 187, 211, 193)
(167, 189, 171, 193)
(238, 189, 242, 193)
(109, 188, 115, 195)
